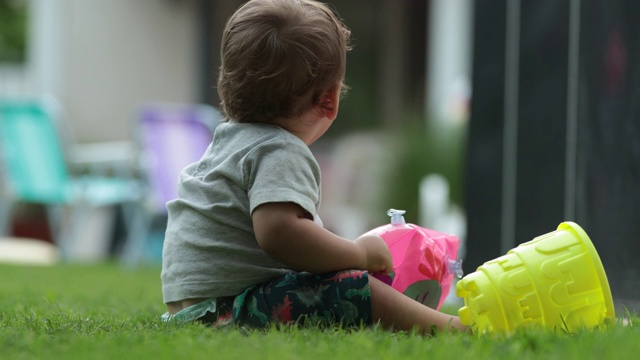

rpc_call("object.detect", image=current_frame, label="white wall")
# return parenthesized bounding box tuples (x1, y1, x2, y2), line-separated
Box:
(28, 0, 200, 143)
(426, 0, 473, 124)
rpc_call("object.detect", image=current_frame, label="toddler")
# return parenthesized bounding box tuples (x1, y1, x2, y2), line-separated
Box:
(161, 0, 466, 334)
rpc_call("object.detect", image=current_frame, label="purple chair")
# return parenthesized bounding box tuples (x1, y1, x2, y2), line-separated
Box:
(123, 102, 220, 264)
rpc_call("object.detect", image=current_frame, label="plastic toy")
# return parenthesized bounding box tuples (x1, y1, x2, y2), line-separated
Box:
(365, 209, 463, 310)
(456, 221, 615, 334)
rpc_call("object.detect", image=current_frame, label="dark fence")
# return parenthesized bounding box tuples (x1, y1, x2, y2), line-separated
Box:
(465, 0, 640, 313)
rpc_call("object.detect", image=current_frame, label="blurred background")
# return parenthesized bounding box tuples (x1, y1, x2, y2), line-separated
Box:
(0, 0, 638, 313)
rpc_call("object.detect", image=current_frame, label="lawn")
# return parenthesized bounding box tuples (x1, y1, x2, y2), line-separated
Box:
(1, 263, 638, 360)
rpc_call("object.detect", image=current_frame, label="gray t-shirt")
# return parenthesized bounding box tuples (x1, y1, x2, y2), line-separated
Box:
(161, 122, 321, 303)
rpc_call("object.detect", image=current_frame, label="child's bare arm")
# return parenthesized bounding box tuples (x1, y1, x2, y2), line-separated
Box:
(252, 202, 392, 274)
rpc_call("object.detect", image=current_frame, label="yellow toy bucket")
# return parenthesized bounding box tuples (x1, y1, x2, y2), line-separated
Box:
(457, 222, 615, 333)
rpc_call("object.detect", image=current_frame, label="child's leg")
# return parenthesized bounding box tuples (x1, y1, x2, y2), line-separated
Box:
(369, 275, 467, 334)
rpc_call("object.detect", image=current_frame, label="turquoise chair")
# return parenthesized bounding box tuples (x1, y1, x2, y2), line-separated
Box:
(0, 97, 144, 261)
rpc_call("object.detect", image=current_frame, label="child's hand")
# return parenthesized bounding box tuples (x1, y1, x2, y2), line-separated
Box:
(354, 234, 393, 274)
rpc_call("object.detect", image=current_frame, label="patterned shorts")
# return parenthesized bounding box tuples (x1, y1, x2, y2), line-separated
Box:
(200, 270, 372, 329)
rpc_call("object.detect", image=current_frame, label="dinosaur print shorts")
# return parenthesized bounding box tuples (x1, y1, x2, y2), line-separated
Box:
(200, 270, 372, 329)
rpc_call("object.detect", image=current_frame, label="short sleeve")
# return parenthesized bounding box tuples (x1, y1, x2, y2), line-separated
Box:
(244, 138, 320, 218)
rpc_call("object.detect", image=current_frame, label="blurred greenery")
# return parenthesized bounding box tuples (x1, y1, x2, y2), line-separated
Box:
(378, 112, 467, 225)
(326, 1, 380, 135)
(0, 0, 28, 64)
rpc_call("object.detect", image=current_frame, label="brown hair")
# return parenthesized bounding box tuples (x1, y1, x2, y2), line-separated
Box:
(218, 0, 351, 123)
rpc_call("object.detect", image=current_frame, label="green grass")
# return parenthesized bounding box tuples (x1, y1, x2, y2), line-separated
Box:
(1, 263, 638, 359)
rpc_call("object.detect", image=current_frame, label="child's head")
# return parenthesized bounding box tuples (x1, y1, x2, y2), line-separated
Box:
(218, 0, 351, 123)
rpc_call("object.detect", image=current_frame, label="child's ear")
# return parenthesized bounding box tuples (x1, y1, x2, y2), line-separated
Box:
(317, 83, 341, 120)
